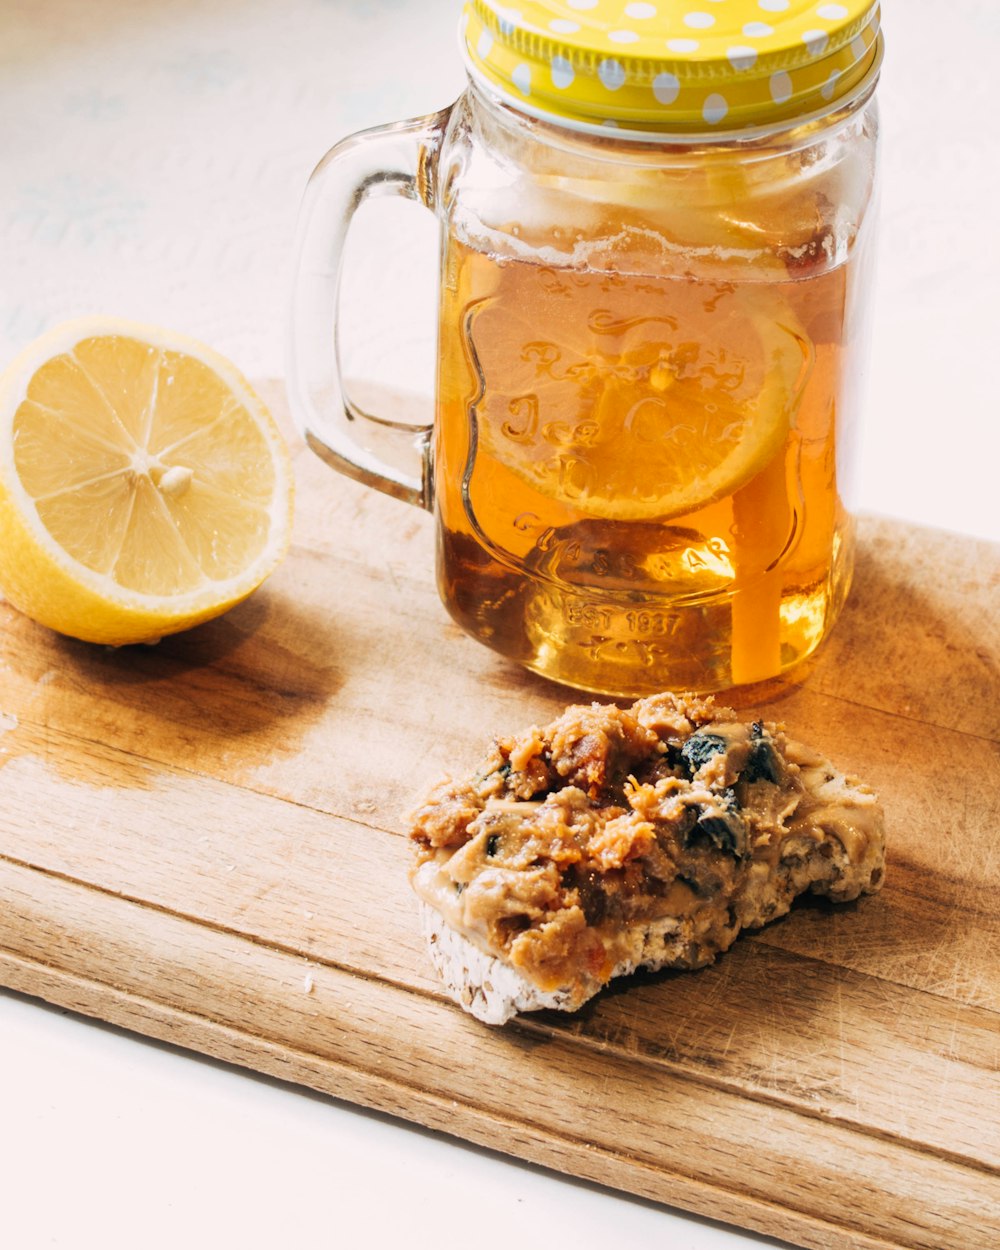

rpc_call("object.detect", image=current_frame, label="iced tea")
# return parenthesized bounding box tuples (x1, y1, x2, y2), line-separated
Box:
(434, 177, 870, 694)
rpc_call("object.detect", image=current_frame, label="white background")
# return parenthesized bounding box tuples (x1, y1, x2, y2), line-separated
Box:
(1, 2, 997, 1248)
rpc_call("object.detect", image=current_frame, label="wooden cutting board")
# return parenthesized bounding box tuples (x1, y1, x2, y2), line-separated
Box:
(1, 382, 998, 1250)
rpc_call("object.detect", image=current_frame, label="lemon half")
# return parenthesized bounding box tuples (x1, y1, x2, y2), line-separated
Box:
(471, 265, 809, 521)
(0, 318, 293, 644)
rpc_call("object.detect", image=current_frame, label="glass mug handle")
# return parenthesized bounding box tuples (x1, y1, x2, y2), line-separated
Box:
(286, 108, 451, 510)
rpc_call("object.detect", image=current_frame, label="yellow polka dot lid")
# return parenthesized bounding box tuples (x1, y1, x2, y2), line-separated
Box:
(461, 0, 883, 135)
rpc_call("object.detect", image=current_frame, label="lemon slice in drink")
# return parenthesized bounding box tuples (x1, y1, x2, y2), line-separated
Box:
(0, 318, 293, 645)
(471, 266, 808, 521)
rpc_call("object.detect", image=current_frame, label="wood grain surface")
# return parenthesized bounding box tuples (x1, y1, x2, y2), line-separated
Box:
(1, 382, 998, 1250)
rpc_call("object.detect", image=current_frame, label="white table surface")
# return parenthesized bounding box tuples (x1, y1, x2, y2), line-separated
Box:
(1, 3, 997, 1248)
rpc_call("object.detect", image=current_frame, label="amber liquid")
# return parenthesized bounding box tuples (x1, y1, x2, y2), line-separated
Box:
(434, 229, 861, 696)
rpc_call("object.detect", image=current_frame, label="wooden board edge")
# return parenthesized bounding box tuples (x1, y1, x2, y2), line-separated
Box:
(9, 841, 999, 1183)
(0, 947, 920, 1250)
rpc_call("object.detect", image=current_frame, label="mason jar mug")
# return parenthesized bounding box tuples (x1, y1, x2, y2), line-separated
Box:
(288, 0, 883, 696)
